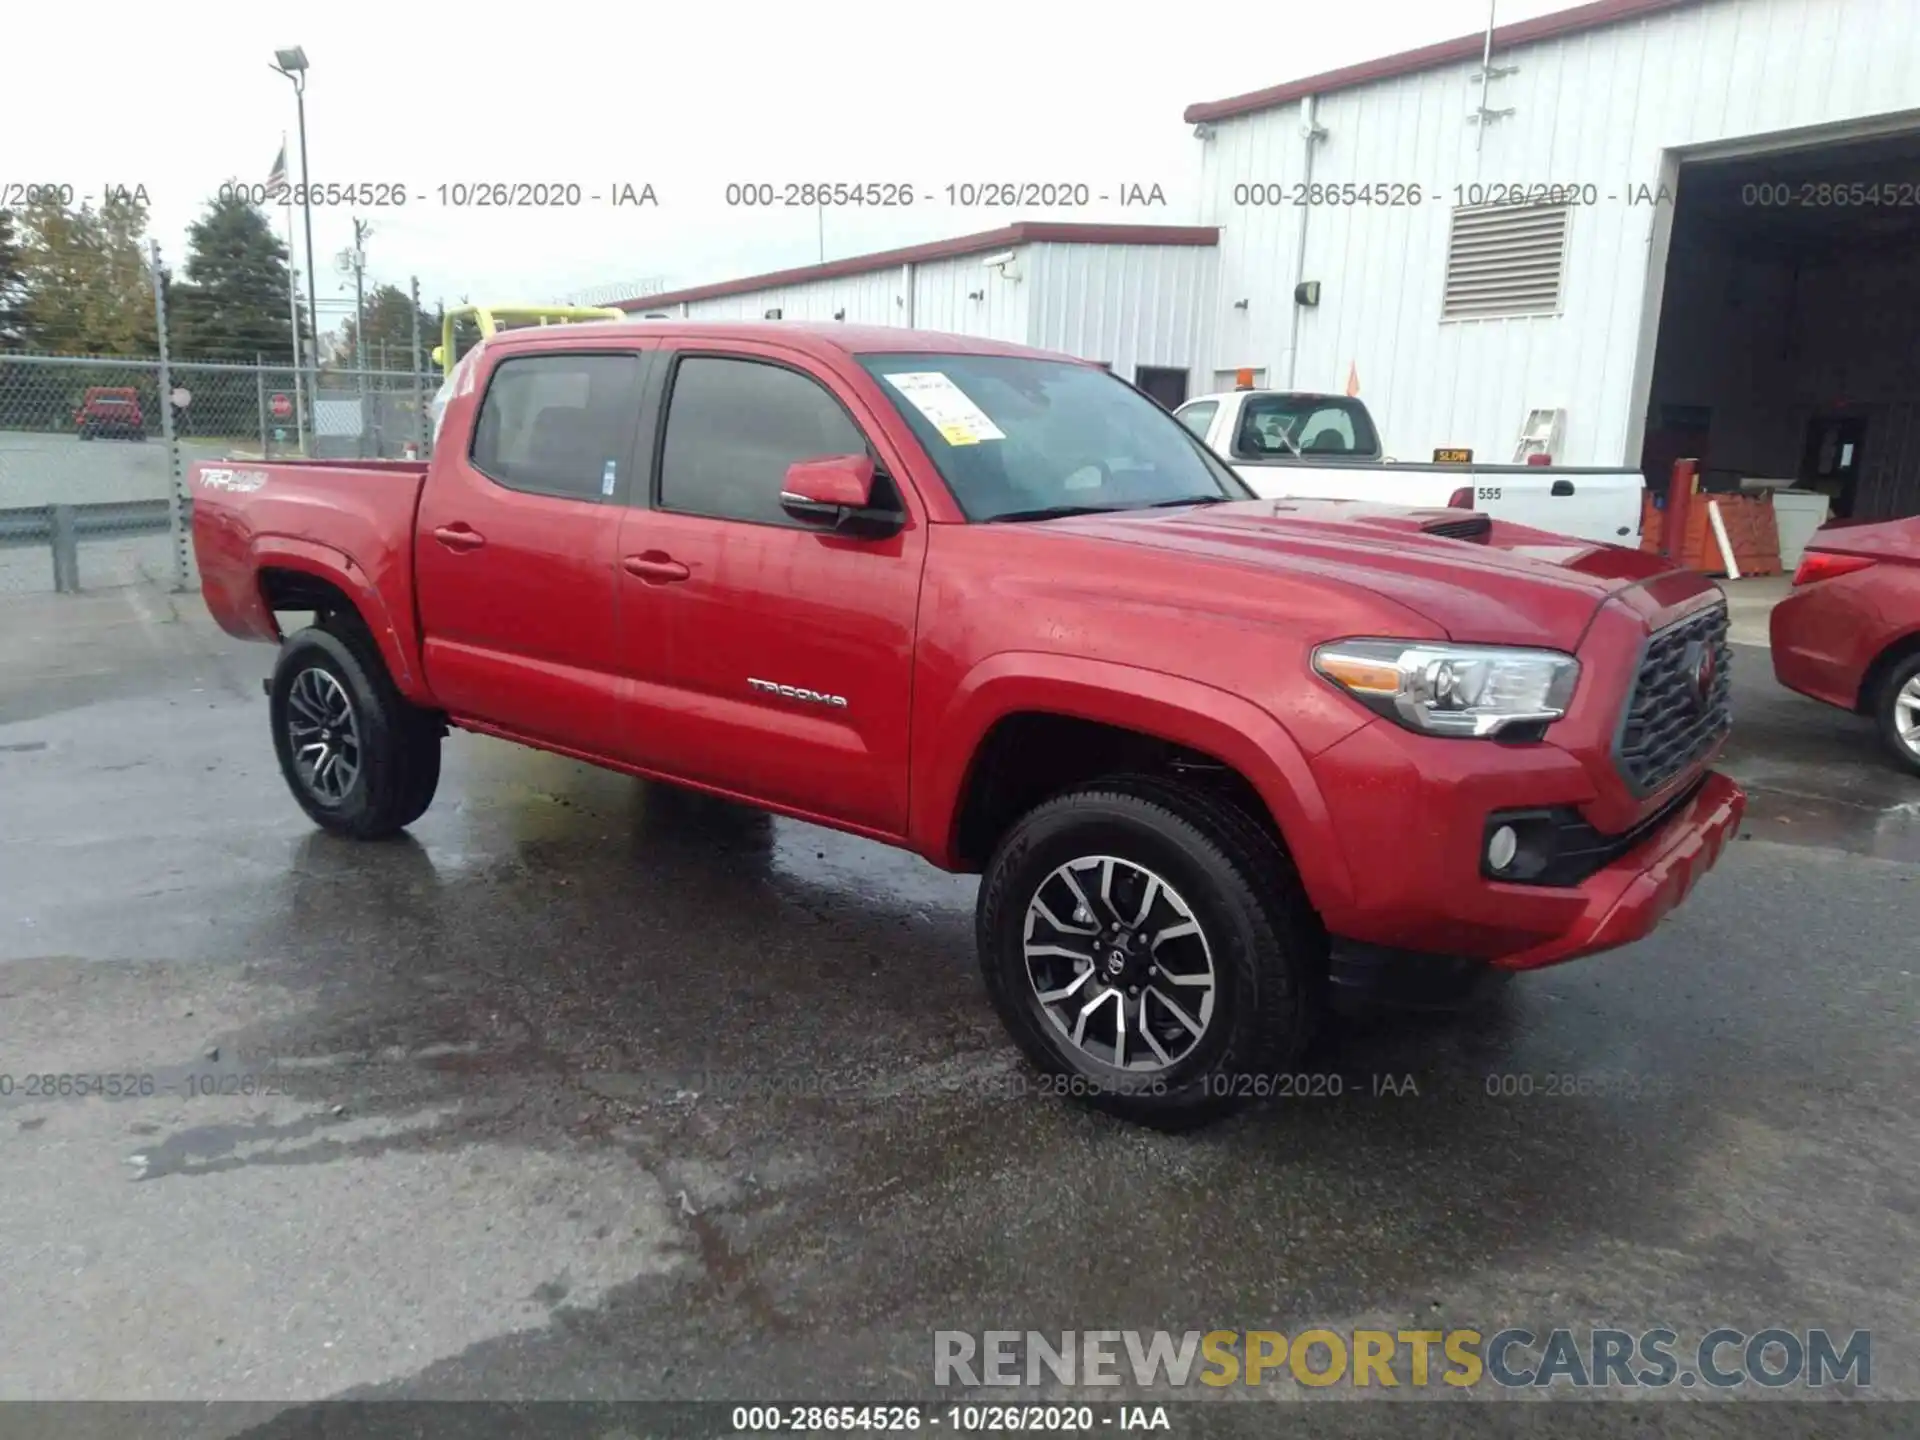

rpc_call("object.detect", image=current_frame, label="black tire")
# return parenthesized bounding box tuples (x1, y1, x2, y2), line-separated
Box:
(268, 618, 441, 839)
(78, 427, 93, 441)
(1874, 651, 1920, 778)
(976, 774, 1325, 1130)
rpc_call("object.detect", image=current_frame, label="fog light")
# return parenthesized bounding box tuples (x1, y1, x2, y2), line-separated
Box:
(1487, 824, 1519, 872)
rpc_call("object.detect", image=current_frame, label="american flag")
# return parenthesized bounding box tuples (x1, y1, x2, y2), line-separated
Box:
(267, 143, 289, 198)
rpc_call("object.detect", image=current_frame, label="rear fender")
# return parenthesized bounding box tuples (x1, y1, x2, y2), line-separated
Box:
(912, 651, 1354, 915)
(248, 537, 428, 702)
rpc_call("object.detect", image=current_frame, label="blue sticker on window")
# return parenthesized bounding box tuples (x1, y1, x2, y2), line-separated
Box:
(601, 459, 618, 496)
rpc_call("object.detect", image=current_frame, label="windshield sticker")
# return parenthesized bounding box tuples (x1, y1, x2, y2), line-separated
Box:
(884, 372, 1007, 447)
(198, 467, 267, 492)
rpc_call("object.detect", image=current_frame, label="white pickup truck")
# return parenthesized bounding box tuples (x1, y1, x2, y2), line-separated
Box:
(1173, 388, 1643, 545)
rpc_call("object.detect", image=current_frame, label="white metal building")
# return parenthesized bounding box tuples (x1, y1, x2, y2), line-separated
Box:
(613, 0, 1920, 518)
(1185, 0, 1920, 517)
(614, 223, 1219, 409)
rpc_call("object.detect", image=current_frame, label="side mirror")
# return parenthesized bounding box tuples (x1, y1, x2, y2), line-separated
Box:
(430, 344, 446, 369)
(779, 454, 903, 537)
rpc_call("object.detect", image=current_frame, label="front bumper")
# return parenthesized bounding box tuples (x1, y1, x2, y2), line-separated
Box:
(1300, 589, 1743, 969)
(1487, 769, 1743, 969)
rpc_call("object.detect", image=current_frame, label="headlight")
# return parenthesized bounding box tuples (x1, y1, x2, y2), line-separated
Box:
(1313, 639, 1580, 737)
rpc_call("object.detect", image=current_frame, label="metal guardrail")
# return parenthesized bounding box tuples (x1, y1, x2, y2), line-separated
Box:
(0, 499, 179, 545)
(0, 499, 187, 592)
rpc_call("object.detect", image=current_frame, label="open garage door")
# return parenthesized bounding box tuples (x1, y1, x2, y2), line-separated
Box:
(1641, 127, 1920, 545)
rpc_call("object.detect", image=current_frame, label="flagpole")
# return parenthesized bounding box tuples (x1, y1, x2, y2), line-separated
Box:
(279, 133, 308, 455)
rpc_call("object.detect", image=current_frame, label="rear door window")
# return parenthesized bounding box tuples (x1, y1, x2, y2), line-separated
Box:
(469, 353, 643, 501)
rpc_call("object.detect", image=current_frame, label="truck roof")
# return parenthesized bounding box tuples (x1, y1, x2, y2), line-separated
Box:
(482, 320, 1089, 366)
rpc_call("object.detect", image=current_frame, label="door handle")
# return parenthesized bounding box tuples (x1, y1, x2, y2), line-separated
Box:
(622, 552, 690, 584)
(1550, 479, 1575, 497)
(433, 524, 487, 552)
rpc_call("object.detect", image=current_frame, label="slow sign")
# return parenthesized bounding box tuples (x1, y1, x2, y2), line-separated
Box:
(1433, 447, 1473, 464)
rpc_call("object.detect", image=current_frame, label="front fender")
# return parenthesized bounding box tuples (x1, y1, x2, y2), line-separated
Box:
(910, 651, 1354, 916)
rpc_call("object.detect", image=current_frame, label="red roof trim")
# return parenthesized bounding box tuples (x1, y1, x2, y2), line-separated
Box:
(1183, 0, 1697, 124)
(609, 222, 1219, 311)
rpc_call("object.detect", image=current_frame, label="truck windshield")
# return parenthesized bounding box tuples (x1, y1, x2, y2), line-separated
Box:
(859, 354, 1249, 522)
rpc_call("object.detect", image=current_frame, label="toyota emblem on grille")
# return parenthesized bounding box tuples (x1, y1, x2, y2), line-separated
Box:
(1684, 639, 1717, 711)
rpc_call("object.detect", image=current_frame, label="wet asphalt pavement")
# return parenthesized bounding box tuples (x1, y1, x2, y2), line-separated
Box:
(1, 584, 1916, 1437)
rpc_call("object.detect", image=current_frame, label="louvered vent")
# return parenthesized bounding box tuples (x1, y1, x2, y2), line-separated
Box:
(1443, 203, 1571, 319)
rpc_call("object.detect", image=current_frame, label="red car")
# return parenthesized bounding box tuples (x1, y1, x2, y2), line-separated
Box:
(74, 386, 146, 441)
(188, 322, 1743, 1127)
(1772, 516, 1920, 774)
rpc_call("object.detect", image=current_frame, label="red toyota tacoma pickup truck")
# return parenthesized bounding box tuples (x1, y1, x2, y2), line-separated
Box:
(192, 321, 1744, 1127)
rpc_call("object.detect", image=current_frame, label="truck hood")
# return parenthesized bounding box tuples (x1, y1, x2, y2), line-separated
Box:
(1039, 498, 1690, 651)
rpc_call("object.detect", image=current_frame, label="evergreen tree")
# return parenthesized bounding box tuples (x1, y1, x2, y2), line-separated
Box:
(0, 209, 27, 349)
(334, 283, 441, 371)
(173, 188, 300, 363)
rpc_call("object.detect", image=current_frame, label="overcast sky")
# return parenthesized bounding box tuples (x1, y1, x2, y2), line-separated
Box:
(13, 0, 1571, 320)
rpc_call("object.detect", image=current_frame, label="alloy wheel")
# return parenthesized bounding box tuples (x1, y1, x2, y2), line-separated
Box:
(286, 667, 362, 805)
(1897, 676, 1920, 757)
(1021, 855, 1216, 1072)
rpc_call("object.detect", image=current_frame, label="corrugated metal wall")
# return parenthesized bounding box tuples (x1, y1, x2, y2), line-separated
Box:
(668, 252, 1032, 341)
(910, 254, 1031, 340)
(1024, 243, 1219, 380)
(678, 267, 901, 325)
(651, 243, 1217, 383)
(1196, 0, 1920, 466)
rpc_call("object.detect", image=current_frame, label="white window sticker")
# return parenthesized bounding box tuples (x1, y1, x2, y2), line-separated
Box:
(884, 371, 1006, 447)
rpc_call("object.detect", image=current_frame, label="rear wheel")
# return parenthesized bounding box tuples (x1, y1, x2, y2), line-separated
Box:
(1874, 653, 1920, 777)
(269, 619, 441, 838)
(976, 775, 1323, 1130)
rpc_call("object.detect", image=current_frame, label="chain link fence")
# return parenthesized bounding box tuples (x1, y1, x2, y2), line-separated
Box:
(0, 352, 437, 596)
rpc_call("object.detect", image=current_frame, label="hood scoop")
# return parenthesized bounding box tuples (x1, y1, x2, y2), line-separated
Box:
(1420, 514, 1492, 543)
(1327, 508, 1493, 544)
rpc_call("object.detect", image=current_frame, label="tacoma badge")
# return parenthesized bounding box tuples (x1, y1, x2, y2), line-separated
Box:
(748, 677, 849, 709)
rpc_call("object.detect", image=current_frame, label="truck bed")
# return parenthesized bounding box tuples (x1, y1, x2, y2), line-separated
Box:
(192, 457, 432, 687)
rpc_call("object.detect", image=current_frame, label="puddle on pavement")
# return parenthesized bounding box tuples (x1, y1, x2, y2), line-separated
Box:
(1738, 785, 1920, 864)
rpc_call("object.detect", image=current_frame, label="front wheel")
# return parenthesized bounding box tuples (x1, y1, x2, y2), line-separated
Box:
(269, 623, 441, 839)
(976, 777, 1324, 1130)
(1875, 653, 1920, 777)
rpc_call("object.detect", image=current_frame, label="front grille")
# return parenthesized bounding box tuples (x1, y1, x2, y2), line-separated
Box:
(1615, 603, 1732, 795)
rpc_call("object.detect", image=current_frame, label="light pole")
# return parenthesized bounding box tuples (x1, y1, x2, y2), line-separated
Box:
(270, 47, 320, 384)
